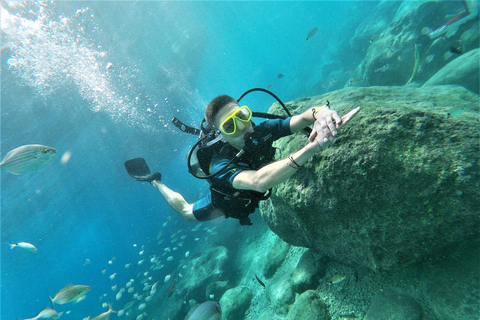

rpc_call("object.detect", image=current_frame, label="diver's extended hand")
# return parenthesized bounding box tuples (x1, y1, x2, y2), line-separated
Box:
(309, 106, 361, 150)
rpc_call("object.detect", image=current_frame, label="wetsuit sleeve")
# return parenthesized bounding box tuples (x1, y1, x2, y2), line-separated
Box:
(210, 157, 244, 185)
(258, 117, 292, 140)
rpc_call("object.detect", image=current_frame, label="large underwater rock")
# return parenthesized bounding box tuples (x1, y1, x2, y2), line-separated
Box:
(220, 286, 253, 320)
(286, 290, 330, 320)
(260, 85, 479, 272)
(364, 288, 423, 320)
(353, 1, 479, 87)
(423, 48, 480, 94)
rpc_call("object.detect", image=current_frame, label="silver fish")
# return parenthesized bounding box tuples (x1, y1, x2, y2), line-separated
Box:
(50, 284, 90, 305)
(10, 242, 37, 253)
(0, 144, 56, 174)
(306, 27, 318, 40)
(90, 305, 116, 320)
(186, 301, 222, 320)
(24, 307, 61, 320)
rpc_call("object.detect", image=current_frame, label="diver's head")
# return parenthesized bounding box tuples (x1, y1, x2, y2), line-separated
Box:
(206, 95, 254, 150)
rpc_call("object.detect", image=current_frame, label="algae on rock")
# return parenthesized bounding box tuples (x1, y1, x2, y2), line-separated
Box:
(261, 85, 479, 272)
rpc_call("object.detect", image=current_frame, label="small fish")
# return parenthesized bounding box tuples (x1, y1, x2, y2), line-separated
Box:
(446, 105, 467, 118)
(425, 54, 435, 64)
(449, 46, 463, 55)
(330, 275, 346, 284)
(186, 301, 222, 320)
(306, 27, 318, 40)
(50, 284, 91, 306)
(90, 304, 116, 320)
(167, 279, 177, 297)
(338, 314, 358, 319)
(10, 242, 37, 253)
(444, 51, 454, 61)
(421, 27, 431, 36)
(24, 307, 61, 320)
(369, 35, 378, 43)
(185, 251, 190, 258)
(109, 273, 116, 280)
(83, 259, 91, 266)
(374, 64, 390, 73)
(267, 82, 273, 89)
(164, 274, 171, 283)
(1, 144, 56, 175)
(124, 301, 135, 309)
(255, 274, 265, 287)
(277, 73, 284, 79)
(348, 77, 360, 85)
(321, 82, 329, 88)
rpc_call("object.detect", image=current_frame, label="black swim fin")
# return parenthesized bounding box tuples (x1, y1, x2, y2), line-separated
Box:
(124, 158, 161, 182)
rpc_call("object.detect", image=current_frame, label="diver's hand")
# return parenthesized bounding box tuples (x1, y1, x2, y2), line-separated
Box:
(309, 107, 361, 151)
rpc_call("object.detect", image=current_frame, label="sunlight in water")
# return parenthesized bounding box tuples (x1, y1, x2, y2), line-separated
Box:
(2, 0, 150, 128)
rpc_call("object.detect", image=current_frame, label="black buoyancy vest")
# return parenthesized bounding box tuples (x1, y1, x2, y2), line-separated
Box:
(209, 127, 277, 224)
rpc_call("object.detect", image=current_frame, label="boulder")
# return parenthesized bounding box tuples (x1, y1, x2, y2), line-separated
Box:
(261, 86, 479, 271)
(355, 1, 478, 86)
(286, 290, 330, 320)
(364, 288, 423, 320)
(423, 48, 480, 94)
(417, 239, 480, 319)
(177, 246, 229, 298)
(205, 280, 230, 301)
(291, 250, 328, 293)
(263, 236, 290, 278)
(265, 272, 295, 316)
(219, 286, 253, 320)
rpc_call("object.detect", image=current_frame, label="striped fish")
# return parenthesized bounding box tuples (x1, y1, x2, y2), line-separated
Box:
(186, 301, 222, 320)
(0, 144, 56, 174)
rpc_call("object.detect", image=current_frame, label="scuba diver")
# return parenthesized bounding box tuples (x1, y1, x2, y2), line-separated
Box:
(125, 93, 359, 225)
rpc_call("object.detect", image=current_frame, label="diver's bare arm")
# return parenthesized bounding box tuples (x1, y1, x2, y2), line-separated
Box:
(289, 105, 340, 133)
(232, 142, 318, 193)
(233, 107, 360, 193)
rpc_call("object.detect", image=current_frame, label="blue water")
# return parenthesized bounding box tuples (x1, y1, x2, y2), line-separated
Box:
(1, 1, 378, 319)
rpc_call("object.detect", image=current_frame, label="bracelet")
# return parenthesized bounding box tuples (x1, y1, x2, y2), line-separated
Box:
(287, 162, 299, 170)
(312, 106, 327, 120)
(288, 154, 301, 168)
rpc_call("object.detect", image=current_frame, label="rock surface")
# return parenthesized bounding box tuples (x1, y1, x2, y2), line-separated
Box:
(364, 288, 423, 320)
(286, 290, 330, 320)
(423, 48, 480, 94)
(265, 272, 295, 316)
(220, 286, 253, 320)
(261, 85, 479, 271)
(352, 1, 479, 87)
(290, 249, 327, 293)
(263, 236, 290, 278)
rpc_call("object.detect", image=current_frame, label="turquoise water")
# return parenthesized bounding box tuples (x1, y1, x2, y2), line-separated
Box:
(2, 1, 476, 319)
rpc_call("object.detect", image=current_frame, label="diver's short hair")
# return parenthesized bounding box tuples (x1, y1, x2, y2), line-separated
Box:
(205, 95, 237, 127)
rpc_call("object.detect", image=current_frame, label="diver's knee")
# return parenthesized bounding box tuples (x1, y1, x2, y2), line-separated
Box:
(181, 204, 197, 221)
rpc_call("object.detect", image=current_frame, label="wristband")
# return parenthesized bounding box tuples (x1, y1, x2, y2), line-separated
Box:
(312, 106, 328, 120)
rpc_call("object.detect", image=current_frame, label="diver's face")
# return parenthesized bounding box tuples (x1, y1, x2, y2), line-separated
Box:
(214, 103, 253, 149)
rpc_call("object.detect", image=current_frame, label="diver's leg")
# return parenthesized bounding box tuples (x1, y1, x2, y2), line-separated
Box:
(150, 180, 197, 221)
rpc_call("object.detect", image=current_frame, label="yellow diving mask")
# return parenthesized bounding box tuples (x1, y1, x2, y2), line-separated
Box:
(219, 106, 252, 135)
